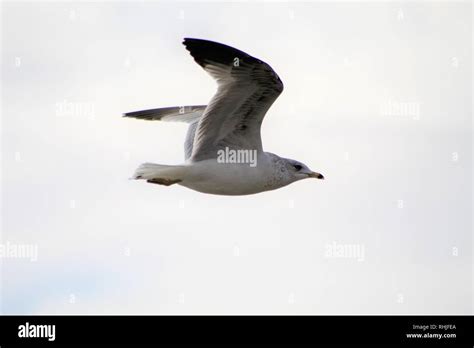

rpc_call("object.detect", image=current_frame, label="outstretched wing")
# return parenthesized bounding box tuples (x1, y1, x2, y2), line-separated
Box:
(123, 105, 207, 160)
(183, 38, 284, 162)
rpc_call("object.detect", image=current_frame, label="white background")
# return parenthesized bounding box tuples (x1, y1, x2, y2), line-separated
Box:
(1, 1, 472, 314)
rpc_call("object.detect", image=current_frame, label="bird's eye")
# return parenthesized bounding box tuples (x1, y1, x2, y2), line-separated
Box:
(293, 164, 302, 171)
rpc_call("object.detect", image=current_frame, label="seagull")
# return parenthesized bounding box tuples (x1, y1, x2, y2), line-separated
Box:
(124, 38, 324, 196)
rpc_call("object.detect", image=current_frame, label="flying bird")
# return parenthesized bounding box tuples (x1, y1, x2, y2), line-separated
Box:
(124, 38, 324, 195)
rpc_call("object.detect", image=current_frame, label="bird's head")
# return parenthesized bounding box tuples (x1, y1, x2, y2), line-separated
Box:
(284, 158, 324, 182)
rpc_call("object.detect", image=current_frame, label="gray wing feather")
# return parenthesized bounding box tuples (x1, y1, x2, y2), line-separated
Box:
(184, 121, 199, 160)
(123, 105, 206, 122)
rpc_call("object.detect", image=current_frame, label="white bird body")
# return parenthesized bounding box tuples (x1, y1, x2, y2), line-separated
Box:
(135, 152, 293, 196)
(124, 38, 324, 196)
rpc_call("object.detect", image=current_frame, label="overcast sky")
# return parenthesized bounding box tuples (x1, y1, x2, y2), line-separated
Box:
(1, 1, 472, 314)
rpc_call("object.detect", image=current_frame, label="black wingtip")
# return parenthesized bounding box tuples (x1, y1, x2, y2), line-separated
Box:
(183, 37, 220, 47)
(182, 37, 257, 68)
(123, 111, 142, 118)
(122, 111, 149, 119)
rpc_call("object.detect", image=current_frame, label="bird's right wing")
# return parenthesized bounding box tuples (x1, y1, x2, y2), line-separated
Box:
(123, 105, 206, 123)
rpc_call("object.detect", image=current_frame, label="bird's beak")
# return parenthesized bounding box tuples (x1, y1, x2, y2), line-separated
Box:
(308, 172, 324, 180)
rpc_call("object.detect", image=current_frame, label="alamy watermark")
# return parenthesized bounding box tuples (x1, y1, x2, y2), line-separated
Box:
(18, 322, 55, 341)
(55, 100, 95, 119)
(324, 241, 365, 262)
(380, 99, 421, 120)
(0, 241, 38, 262)
(217, 147, 257, 167)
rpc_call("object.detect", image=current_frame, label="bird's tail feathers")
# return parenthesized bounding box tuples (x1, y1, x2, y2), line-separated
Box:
(132, 163, 186, 186)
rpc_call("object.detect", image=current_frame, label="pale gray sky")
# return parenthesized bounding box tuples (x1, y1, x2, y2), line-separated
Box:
(1, 1, 472, 314)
